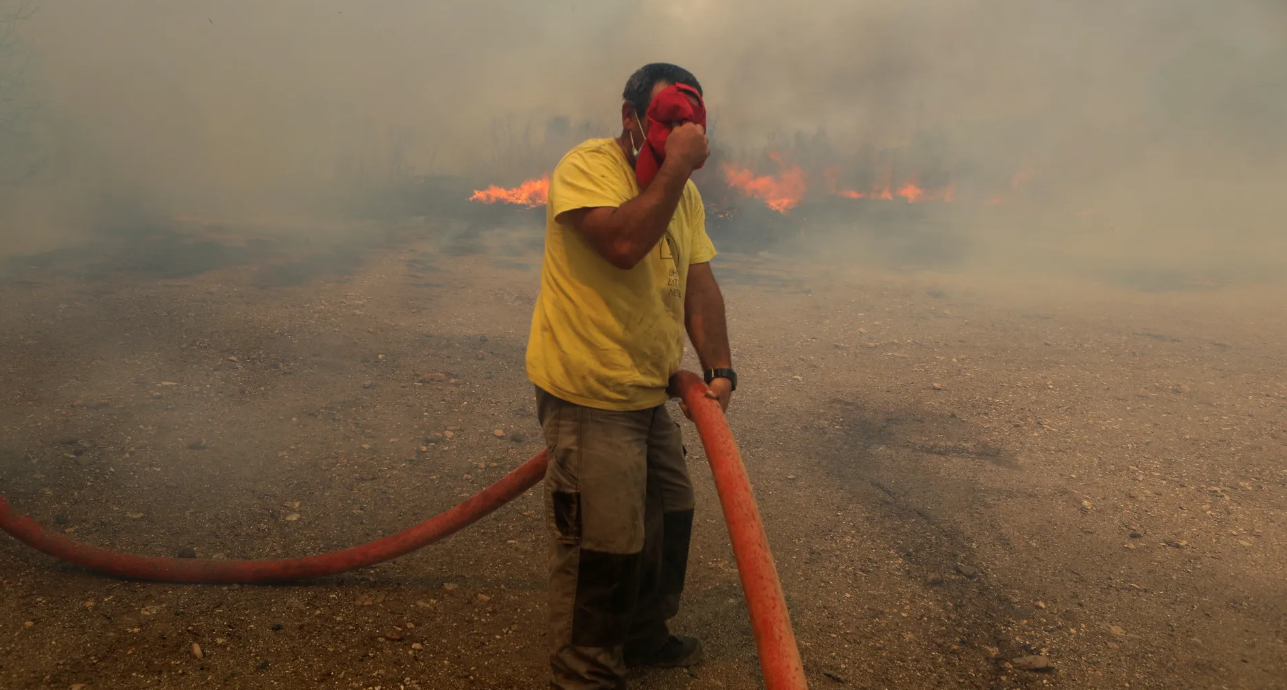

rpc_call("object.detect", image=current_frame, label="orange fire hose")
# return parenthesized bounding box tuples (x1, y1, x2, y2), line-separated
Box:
(0, 370, 807, 689)
(670, 370, 809, 690)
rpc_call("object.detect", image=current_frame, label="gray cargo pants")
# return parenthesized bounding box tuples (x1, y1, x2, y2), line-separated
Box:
(535, 387, 696, 690)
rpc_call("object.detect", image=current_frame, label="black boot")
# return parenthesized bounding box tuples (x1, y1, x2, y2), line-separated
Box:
(625, 635, 703, 669)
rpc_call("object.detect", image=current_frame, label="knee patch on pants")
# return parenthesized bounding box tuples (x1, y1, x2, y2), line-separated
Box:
(572, 549, 642, 647)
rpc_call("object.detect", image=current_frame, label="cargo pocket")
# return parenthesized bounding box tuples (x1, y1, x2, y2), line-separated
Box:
(550, 490, 582, 544)
(542, 400, 585, 545)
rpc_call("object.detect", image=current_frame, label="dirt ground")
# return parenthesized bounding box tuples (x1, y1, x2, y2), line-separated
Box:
(0, 220, 1284, 690)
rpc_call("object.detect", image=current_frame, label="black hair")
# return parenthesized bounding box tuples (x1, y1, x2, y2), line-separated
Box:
(622, 63, 703, 118)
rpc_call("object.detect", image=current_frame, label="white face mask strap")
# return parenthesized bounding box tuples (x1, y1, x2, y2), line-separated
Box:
(629, 110, 644, 158)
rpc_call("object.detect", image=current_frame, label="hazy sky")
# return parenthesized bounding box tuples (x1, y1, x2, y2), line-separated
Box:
(3, 0, 1285, 271)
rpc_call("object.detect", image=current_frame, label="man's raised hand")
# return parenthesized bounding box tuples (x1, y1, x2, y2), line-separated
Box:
(665, 123, 709, 173)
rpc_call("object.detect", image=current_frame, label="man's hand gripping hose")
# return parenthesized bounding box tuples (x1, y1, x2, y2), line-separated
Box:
(0, 369, 808, 689)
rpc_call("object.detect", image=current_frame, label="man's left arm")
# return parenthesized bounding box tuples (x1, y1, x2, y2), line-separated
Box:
(682, 261, 733, 412)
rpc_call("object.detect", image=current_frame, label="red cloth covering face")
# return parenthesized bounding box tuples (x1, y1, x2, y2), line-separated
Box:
(634, 83, 706, 190)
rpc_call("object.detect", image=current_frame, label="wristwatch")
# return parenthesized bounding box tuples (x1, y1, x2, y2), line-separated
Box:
(703, 368, 738, 392)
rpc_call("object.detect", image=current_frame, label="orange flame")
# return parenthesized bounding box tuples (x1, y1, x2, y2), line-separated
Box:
(837, 178, 952, 204)
(469, 176, 550, 207)
(1011, 167, 1036, 189)
(722, 164, 807, 214)
(896, 182, 925, 203)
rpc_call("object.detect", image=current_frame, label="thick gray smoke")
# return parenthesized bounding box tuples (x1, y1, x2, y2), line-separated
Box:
(1, 0, 1284, 279)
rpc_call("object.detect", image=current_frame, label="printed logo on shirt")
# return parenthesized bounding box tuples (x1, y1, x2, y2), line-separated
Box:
(660, 231, 682, 299)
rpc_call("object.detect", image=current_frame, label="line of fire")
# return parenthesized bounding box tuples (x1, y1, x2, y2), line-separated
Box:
(469, 155, 1039, 215)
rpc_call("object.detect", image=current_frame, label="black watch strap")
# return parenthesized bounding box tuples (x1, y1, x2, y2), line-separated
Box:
(704, 368, 737, 392)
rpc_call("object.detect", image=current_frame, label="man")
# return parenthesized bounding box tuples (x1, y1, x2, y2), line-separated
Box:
(526, 63, 736, 689)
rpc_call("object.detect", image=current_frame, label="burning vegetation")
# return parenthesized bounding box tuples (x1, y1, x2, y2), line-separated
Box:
(721, 163, 807, 214)
(470, 159, 1013, 215)
(468, 176, 550, 208)
(465, 124, 1038, 219)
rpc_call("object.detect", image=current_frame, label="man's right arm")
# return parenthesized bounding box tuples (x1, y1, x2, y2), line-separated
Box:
(557, 123, 709, 271)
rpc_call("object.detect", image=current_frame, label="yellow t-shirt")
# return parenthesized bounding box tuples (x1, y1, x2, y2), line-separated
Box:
(526, 138, 717, 411)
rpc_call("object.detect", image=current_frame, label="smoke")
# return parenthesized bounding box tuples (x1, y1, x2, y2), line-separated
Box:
(1, 0, 1284, 281)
